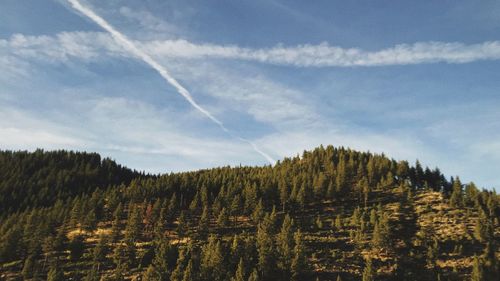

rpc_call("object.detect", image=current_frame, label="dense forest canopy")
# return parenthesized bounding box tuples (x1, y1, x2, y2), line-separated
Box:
(0, 149, 143, 213)
(0, 146, 498, 280)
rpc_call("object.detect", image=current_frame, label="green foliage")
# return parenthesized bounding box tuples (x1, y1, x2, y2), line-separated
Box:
(362, 258, 374, 281)
(216, 207, 230, 228)
(0, 146, 498, 280)
(0, 150, 139, 213)
(201, 235, 225, 280)
(471, 255, 484, 281)
(92, 235, 108, 267)
(450, 177, 464, 208)
(46, 265, 64, 281)
(231, 258, 246, 281)
(22, 255, 36, 280)
(291, 230, 307, 281)
(68, 235, 85, 261)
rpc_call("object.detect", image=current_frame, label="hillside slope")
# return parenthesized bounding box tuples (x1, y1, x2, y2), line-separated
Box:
(0, 146, 498, 280)
(0, 149, 143, 214)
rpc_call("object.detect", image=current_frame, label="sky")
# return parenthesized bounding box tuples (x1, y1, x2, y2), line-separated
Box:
(1, 0, 500, 190)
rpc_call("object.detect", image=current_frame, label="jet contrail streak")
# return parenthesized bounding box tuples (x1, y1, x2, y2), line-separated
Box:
(67, 0, 275, 165)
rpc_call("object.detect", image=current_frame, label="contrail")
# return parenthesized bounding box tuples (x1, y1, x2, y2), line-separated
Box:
(67, 0, 275, 165)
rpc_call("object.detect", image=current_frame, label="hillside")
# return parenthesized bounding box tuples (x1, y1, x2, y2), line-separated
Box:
(0, 149, 144, 214)
(0, 146, 498, 281)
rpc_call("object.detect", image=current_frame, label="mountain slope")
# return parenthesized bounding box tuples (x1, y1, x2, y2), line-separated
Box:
(0, 146, 498, 281)
(0, 149, 143, 213)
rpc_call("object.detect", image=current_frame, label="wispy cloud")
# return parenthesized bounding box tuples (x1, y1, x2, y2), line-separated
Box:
(119, 7, 179, 36)
(3, 31, 500, 67)
(0, 32, 125, 63)
(0, 108, 86, 149)
(66, 0, 275, 164)
(144, 40, 500, 67)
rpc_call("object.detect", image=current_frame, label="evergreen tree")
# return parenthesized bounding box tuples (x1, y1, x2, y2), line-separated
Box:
(46, 265, 64, 281)
(68, 235, 85, 261)
(474, 210, 493, 243)
(277, 214, 294, 277)
(252, 200, 265, 223)
(177, 211, 188, 239)
(450, 177, 463, 208)
(83, 266, 99, 281)
(22, 255, 36, 280)
(182, 260, 195, 281)
(198, 206, 210, 240)
(247, 268, 259, 281)
(125, 204, 142, 243)
(147, 237, 175, 281)
(216, 207, 230, 228)
(201, 235, 225, 281)
(92, 235, 108, 269)
(231, 258, 246, 281)
(362, 258, 374, 281)
(471, 255, 484, 281)
(256, 219, 275, 278)
(291, 230, 307, 281)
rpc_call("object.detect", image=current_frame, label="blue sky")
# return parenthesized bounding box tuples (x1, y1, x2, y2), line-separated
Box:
(1, 0, 500, 189)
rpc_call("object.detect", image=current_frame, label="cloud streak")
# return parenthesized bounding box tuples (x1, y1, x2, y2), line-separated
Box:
(144, 40, 500, 67)
(4, 30, 500, 67)
(66, 0, 276, 165)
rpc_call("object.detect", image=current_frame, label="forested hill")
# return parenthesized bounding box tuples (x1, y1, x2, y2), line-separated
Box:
(0, 146, 498, 280)
(0, 149, 144, 213)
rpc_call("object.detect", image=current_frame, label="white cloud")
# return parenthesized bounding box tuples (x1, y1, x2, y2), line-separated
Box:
(3, 31, 500, 67)
(0, 108, 86, 149)
(0, 95, 264, 172)
(119, 7, 179, 36)
(0, 32, 126, 64)
(159, 60, 319, 129)
(143, 39, 500, 67)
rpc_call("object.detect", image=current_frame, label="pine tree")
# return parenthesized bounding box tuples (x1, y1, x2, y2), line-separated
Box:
(230, 235, 244, 266)
(232, 258, 246, 281)
(216, 207, 229, 228)
(256, 212, 277, 278)
(230, 195, 242, 223)
(182, 260, 195, 281)
(113, 242, 135, 271)
(147, 237, 175, 281)
(474, 210, 493, 243)
(46, 265, 64, 281)
(53, 226, 68, 255)
(125, 204, 142, 243)
(471, 255, 484, 281)
(426, 237, 439, 268)
(450, 177, 463, 208)
(143, 264, 160, 281)
(171, 249, 187, 281)
(82, 210, 97, 233)
(92, 235, 108, 269)
(291, 230, 307, 281)
(177, 211, 188, 239)
(22, 255, 36, 280)
(83, 266, 99, 281)
(362, 258, 374, 281)
(247, 268, 259, 281)
(334, 215, 343, 229)
(277, 214, 294, 277)
(198, 206, 210, 240)
(111, 203, 123, 242)
(252, 200, 265, 223)
(201, 235, 225, 281)
(279, 179, 289, 212)
(68, 235, 85, 261)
